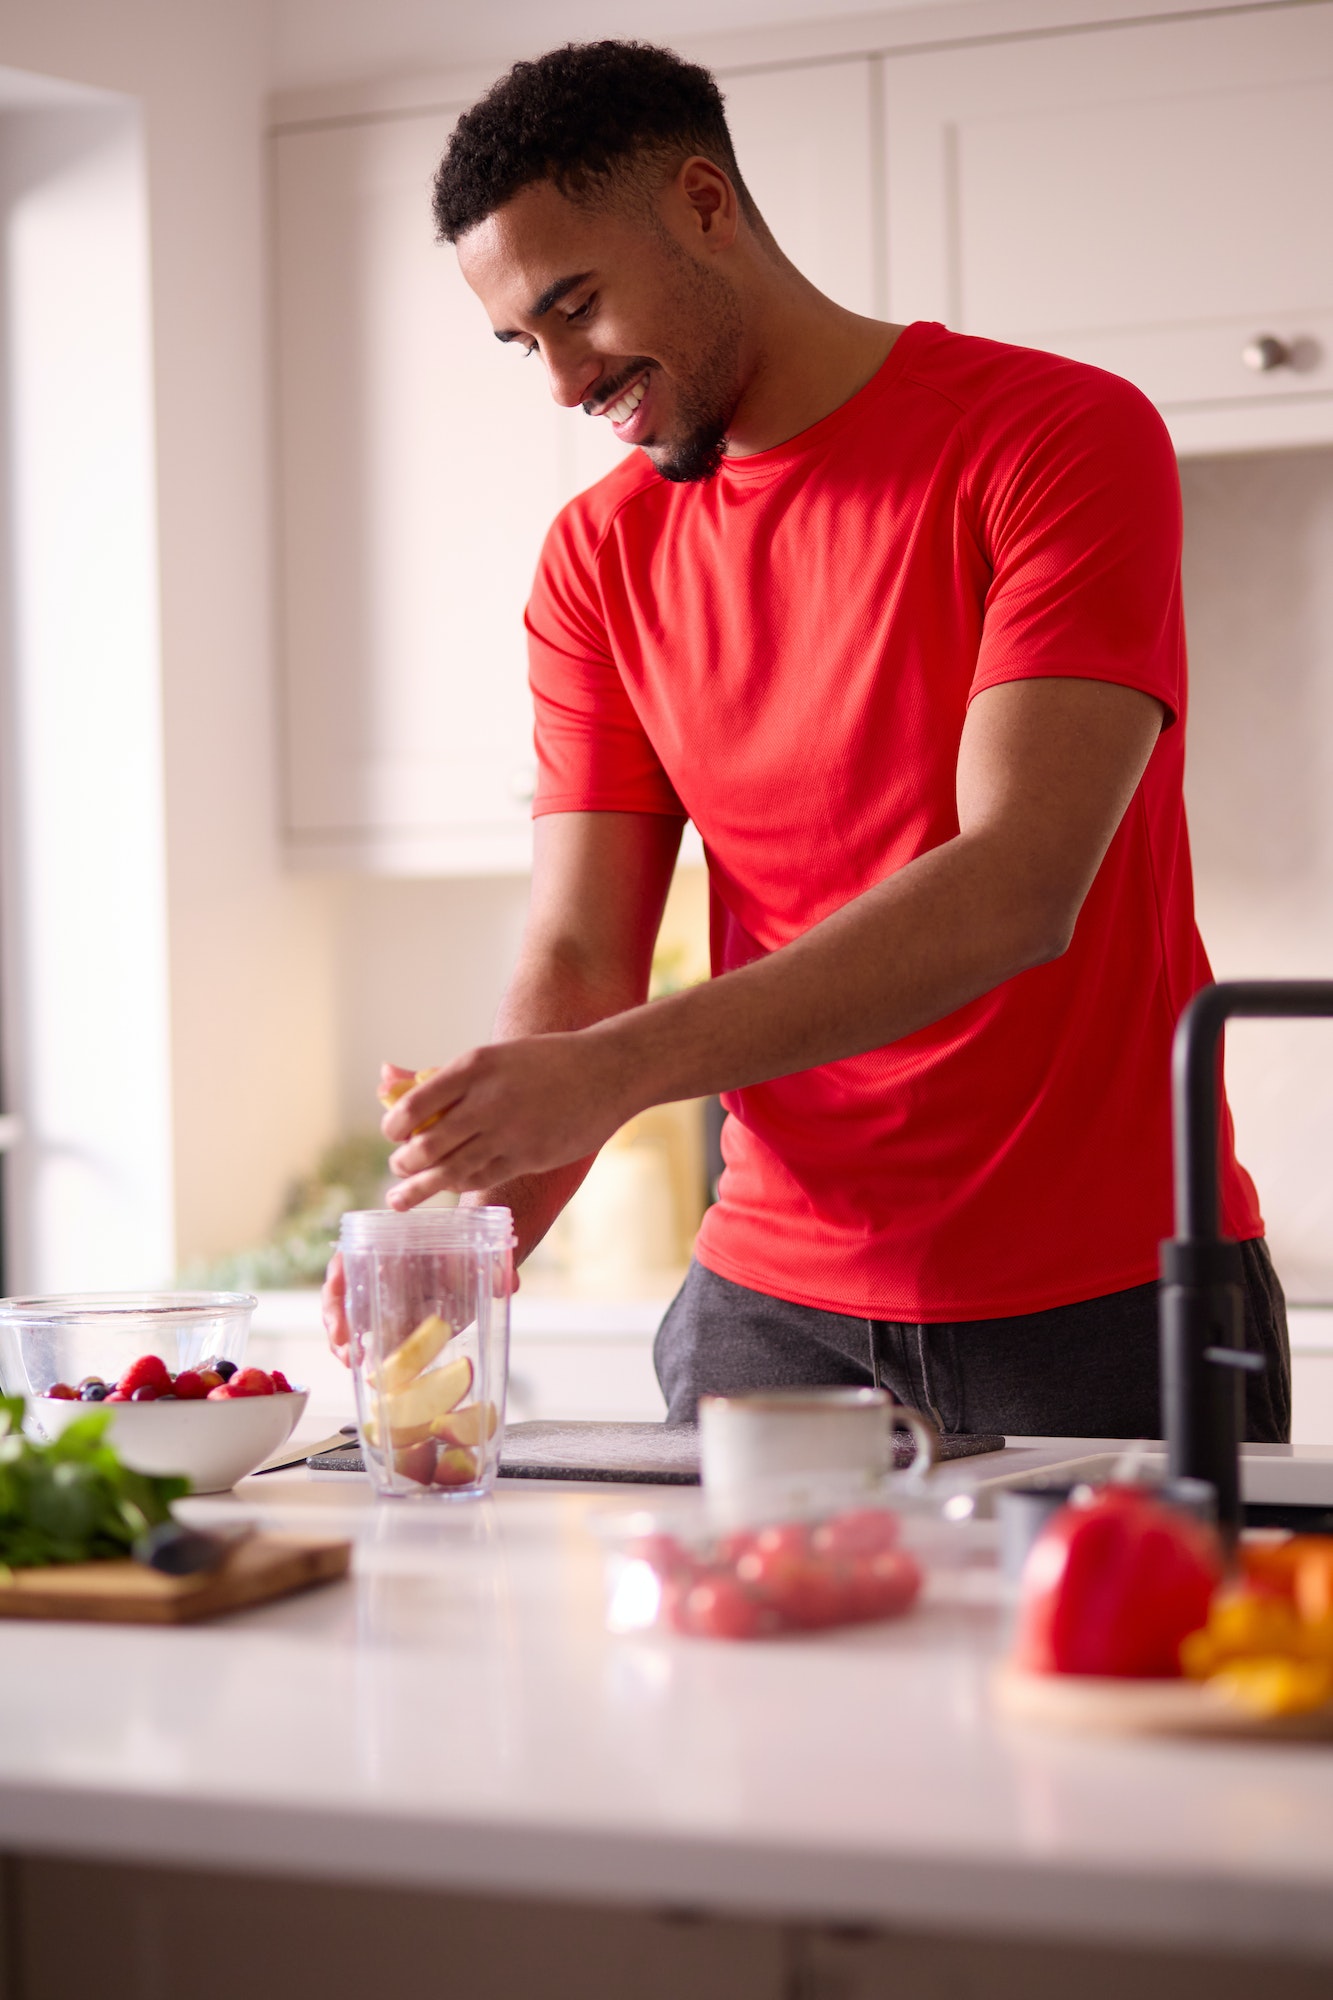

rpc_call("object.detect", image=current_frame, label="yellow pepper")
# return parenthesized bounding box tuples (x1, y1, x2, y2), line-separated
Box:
(1208, 1655, 1333, 1719)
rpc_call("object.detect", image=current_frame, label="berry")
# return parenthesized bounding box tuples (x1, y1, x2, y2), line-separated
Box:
(77, 1376, 106, 1390)
(227, 1368, 274, 1398)
(269, 1369, 293, 1394)
(206, 1384, 233, 1400)
(118, 1353, 171, 1397)
(45, 1383, 78, 1401)
(214, 1360, 238, 1382)
(172, 1371, 206, 1401)
(105, 1390, 128, 1403)
(130, 1384, 161, 1402)
(197, 1369, 223, 1393)
(79, 1382, 109, 1402)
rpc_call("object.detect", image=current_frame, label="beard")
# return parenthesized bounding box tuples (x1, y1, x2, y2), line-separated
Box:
(584, 250, 743, 485)
(652, 258, 743, 484)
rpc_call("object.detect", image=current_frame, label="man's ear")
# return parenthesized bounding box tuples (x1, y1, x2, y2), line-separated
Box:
(670, 156, 740, 252)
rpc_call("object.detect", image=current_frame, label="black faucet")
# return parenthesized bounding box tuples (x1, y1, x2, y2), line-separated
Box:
(1161, 979, 1333, 1538)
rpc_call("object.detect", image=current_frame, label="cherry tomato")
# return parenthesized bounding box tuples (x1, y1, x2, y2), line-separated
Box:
(812, 1507, 900, 1559)
(680, 1574, 770, 1641)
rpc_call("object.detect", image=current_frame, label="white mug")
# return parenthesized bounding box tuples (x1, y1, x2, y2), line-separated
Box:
(698, 1386, 938, 1507)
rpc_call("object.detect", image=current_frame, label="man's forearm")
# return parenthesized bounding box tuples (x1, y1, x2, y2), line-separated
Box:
(584, 824, 1057, 1119)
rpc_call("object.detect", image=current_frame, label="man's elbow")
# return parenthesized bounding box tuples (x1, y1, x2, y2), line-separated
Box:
(1018, 891, 1082, 973)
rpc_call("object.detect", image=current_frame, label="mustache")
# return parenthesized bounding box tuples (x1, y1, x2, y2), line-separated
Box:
(583, 360, 654, 417)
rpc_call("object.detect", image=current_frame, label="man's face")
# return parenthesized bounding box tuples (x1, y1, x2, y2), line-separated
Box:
(456, 175, 744, 483)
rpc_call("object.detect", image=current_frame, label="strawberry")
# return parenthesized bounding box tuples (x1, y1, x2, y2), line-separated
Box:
(206, 1384, 233, 1400)
(173, 1370, 206, 1401)
(118, 1353, 171, 1397)
(269, 1369, 293, 1394)
(227, 1368, 274, 1398)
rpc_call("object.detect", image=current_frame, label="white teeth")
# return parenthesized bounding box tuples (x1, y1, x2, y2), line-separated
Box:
(606, 377, 647, 423)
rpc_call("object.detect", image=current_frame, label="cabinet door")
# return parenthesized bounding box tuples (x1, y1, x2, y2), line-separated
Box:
(273, 61, 878, 873)
(884, 5, 1333, 454)
(273, 110, 626, 873)
(722, 58, 879, 317)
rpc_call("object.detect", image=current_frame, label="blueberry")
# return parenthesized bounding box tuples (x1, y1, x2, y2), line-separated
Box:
(215, 1360, 238, 1382)
(80, 1382, 109, 1402)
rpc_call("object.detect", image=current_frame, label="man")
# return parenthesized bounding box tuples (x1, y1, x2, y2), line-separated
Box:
(325, 39, 1289, 1440)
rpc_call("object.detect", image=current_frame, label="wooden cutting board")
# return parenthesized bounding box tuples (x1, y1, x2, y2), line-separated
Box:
(0, 1535, 352, 1626)
(993, 1662, 1333, 1742)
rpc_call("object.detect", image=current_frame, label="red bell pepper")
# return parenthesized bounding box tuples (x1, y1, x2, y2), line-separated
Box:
(1014, 1485, 1223, 1678)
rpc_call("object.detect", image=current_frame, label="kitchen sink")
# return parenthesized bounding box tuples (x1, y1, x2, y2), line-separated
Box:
(967, 1445, 1333, 1523)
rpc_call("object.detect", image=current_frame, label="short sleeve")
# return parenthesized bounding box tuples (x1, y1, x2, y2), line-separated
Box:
(526, 499, 686, 819)
(967, 366, 1183, 726)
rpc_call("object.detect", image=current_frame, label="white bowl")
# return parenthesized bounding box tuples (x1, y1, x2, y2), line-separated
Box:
(33, 1390, 309, 1494)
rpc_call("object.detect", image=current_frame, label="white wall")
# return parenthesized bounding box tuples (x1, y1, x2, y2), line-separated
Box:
(1182, 447, 1333, 1301)
(0, 0, 340, 1276)
(270, 0, 942, 91)
(0, 91, 173, 1290)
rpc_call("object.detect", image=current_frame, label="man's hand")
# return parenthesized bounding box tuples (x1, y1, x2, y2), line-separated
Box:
(322, 1249, 351, 1368)
(381, 1031, 635, 1208)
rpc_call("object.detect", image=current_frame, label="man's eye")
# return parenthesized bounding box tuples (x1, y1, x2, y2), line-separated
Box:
(566, 296, 595, 323)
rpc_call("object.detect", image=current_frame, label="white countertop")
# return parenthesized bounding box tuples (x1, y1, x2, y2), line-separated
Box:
(0, 1440, 1331, 1962)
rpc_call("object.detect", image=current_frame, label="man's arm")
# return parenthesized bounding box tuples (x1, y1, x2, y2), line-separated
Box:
(383, 676, 1164, 1203)
(321, 809, 681, 1359)
(456, 808, 683, 1261)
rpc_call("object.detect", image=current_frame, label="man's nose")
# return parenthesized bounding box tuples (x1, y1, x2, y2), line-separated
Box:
(544, 343, 601, 411)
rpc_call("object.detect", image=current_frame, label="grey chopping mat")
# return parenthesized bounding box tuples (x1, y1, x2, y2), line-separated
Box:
(307, 1421, 1004, 1484)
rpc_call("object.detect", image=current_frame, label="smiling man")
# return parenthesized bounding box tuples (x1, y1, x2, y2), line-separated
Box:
(324, 40, 1289, 1442)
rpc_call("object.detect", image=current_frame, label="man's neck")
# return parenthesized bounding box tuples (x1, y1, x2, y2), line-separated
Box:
(724, 281, 907, 459)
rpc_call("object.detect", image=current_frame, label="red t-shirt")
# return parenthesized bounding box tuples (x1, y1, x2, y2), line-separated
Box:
(525, 322, 1262, 1321)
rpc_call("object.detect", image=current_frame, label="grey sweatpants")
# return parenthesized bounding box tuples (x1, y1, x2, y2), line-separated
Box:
(654, 1239, 1291, 1441)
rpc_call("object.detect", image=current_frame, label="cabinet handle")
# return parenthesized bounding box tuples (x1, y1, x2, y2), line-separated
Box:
(1242, 334, 1291, 374)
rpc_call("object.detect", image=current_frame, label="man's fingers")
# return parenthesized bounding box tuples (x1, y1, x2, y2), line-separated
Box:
(321, 1250, 352, 1368)
(386, 1151, 510, 1210)
(382, 1060, 470, 1142)
(388, 1098, 485, 1179)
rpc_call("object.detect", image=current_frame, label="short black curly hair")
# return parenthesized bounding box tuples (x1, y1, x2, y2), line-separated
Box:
(433, 40, 758, 243)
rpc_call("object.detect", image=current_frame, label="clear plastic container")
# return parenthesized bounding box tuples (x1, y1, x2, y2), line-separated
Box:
(599, 1480, 937, 1642)
(339, 1207, 514, 1500)
(0, 1291, 255, 1415)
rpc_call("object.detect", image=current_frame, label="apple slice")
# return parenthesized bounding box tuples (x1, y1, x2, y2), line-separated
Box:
(429, 1400, 498, 1449)
(377, 1066, 441, 1130)
(363, 1352, 473, 1447)
(372, 1312, 454, 1395)
(393, 1439, 438, 1486)
(432, 1446, 478, 1488)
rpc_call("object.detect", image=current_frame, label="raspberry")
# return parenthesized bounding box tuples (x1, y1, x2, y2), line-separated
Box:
(173, 1371, 206, 1401)
(118, 1353, 171, 1396)
(269, 1369, 292, 1394)
(227, 1368, 273, 1398)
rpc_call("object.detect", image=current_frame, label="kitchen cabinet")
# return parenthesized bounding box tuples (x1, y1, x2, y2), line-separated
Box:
(883, 1, 1333, 456)
(272, 58, 878, 873)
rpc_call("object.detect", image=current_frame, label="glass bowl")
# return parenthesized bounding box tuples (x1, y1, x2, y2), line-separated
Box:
(0, 1291, 256, 1406)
